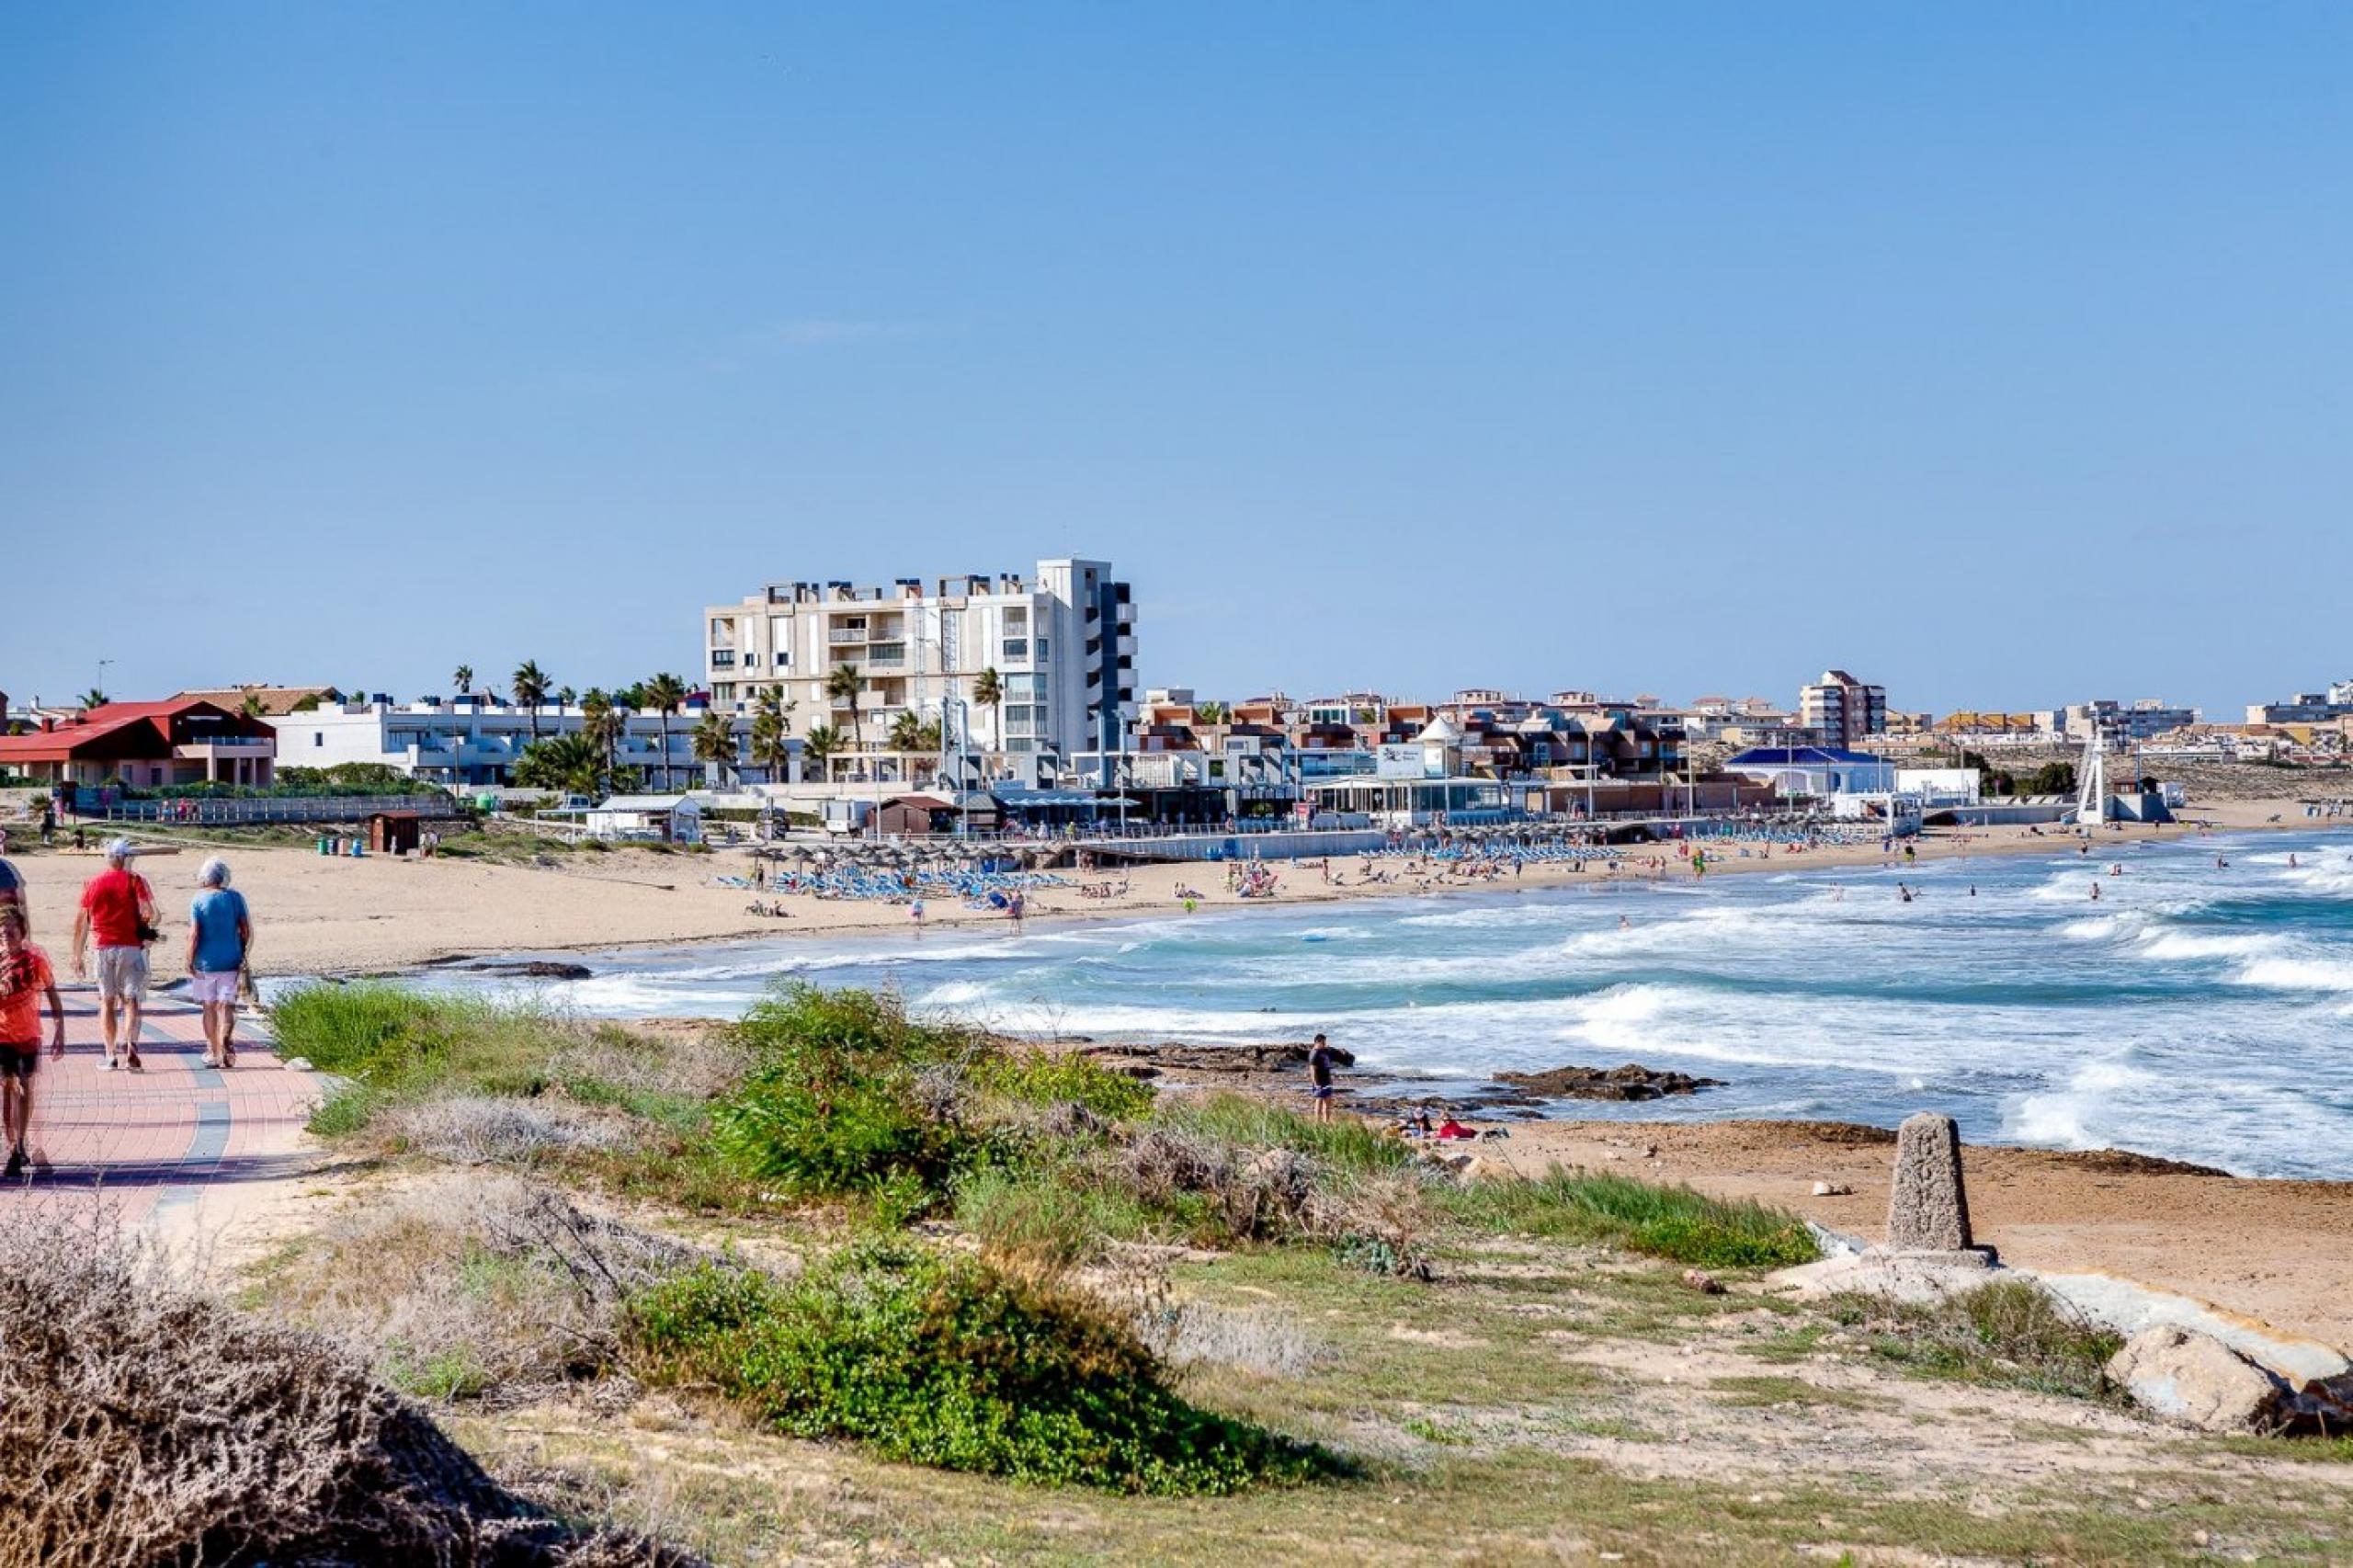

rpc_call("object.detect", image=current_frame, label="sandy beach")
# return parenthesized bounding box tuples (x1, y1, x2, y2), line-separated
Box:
(4, 795, 2328, 979)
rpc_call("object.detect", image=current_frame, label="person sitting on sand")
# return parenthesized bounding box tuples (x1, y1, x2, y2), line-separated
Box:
(1437, 1116, 1475, 1141)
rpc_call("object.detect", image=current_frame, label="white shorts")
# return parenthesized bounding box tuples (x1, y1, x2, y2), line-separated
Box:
(188, 971, 241, 1006)
(97, 946, 150, 1003)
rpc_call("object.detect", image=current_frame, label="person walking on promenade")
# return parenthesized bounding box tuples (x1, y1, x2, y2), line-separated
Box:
(186, 858, 254, 1070)
(72, 838, 157, 1072)
(0, 906, 65, 1178)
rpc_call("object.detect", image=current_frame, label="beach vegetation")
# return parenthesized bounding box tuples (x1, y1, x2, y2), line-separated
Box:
(1820, 1278, 2126, 1401)
(642, 671, 688, 790)
(1429, 1165, 1820, 1270)
(626, 1237, 1337, 1494)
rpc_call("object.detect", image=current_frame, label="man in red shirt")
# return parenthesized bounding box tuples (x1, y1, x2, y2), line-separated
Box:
(1, 906, 65, 1178)
(72, 839, 156, 1073)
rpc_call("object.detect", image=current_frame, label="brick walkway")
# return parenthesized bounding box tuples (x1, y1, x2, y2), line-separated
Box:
(1, 985, 320, 1233)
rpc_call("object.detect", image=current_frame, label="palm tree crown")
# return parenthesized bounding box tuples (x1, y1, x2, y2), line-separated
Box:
(750, 686, 797, 782)
(512, 660, 551, 738)
(642, 672, 688, 790)
(824, 665, 865, 756)
(692, 710, 739, 787)
(453, 664, 473, 698)
(801, 722, 843, 783)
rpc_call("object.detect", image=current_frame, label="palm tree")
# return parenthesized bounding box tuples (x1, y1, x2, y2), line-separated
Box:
(579, 688, 621, 782)
(512, 660, 551, 738)
(916, 718, 943, 753)
(692, 710, 739, 788)
(972, 666, 1004, 751)
(238, 691, 266, 719)
(1193, 699, 1229, 725)
(513, 733, 604, 797)
(556, 685, 577, 709)
(801, 723, 843, 783)
(750, 686, 797, 782)
(452, 664, 473, 698)
(824, 664, 865, 757)
(79, 688, 108, 710)
(642, 672, 688, 790)
(887, 709, 924, 755)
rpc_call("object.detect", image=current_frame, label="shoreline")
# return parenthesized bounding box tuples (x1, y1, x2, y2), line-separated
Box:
(13, 796, 2336, 980)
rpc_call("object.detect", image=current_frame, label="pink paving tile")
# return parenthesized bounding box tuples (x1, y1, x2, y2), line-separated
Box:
(0, 985, 321, 1229)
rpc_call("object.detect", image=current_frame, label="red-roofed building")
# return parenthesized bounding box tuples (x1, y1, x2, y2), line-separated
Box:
(0, 699, 278, 790)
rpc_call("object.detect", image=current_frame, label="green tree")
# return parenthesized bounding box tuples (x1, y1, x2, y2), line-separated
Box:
(916, 718, 942, 754)
(512, 660, 552, 739)
(693, 709, 740, 788)
(239, 691, 266, 719)
(972, 666, 1003, 751)
(79, 688, 108, 710)
(580, 688, 622, 779)
(887, 709, 924, 755)
(1193, 699, 1230, 725)
(512, 733, 605, 797)
(824, 665, 865, 756)
(643, 672, 688, 790)
(556, 685, 577, 709)
(801, 722, 844, 783)
(452, 664, 473, 697)
(750, 686, 797, 781)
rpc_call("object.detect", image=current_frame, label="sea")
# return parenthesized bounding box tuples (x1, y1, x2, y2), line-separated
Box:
(414, 829, 2353, 1181)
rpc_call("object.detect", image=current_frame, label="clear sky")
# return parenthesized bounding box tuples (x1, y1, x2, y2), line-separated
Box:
(4, 3, 2347, 717)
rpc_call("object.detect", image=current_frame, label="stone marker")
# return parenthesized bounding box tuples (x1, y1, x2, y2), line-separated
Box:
(1886, 1112, 1973, 1253)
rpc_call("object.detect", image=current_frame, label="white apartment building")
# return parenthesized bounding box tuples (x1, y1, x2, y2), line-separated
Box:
(1798, 670, 1888, 748)
(701, 558, 1134, 779)
(269, 700, 725, 788)
(2063, 699, 2200, 746)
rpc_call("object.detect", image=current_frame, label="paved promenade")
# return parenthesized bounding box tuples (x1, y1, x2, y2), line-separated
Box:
(1, 985, 320, 1241)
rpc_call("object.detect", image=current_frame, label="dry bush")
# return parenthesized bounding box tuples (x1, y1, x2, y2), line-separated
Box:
(0, 1207, 699, 1568)
(264, 1177, 709, 1403)
(1137, 1301, 1337, 1380)
(381, 1096, 633, 1168)
(549, 1023, 752, 1106)
(1109, 1126, 1324, 1244)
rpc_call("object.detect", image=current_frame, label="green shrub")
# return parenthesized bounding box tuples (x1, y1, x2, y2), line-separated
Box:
(976, 1049, 1154, 1120)
(1154, 1093, 1413, 1178)
(269, 983, 561, 1134)
(710, 987, 997, 1205)
(954, 1166, 1152, 1267)
(1436, 1168, 1818, 1270)
(627, 1238, 1336, 1494)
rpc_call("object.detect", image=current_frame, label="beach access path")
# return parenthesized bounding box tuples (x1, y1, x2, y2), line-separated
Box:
(0, 984, 322, 1265)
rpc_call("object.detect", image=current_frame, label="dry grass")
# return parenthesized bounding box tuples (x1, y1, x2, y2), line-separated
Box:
(0, 1206, 699, 1566)
(380, 1096, 636, 1169)
(258, 1177, 710, 1403)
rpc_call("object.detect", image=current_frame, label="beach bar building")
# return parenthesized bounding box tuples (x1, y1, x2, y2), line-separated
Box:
(1300, 775, 1508, 825)
(586, 793, 703, 844)
(1722, 746, 1897, 800)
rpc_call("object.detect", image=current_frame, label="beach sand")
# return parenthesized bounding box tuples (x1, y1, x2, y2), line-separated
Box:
(1469, 1117, 2353, 1351)
(5, 795, 2324, 978)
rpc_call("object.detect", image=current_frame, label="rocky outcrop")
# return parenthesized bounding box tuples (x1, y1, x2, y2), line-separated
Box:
(466, 960, 594, 980)
(1493, 1063, 1726, 1101)
(2107, 1326, 2292, 1433)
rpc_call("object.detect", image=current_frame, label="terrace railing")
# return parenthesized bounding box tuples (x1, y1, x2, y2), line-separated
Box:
(76, 793, 465, 826)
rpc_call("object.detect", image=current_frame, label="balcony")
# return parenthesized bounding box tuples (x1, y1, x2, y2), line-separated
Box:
(828, 627, 869, 644)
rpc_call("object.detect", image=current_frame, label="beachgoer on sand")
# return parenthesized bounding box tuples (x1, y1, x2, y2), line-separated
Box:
(187, 858, 254, 1070)
(1307, 1032, 1337, 1124)
(74, 839, 158, 1072)
(0, 905, 65, 1179)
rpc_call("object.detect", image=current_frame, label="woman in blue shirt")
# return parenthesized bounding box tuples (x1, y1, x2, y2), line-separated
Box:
(186, 858, 254, 1070)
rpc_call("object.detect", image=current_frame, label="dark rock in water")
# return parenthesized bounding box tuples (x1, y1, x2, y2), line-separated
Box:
(467, 960, 594, 981)
(1082, 1041, 1355, 1074)
(1495, 1062, 1726, 1101)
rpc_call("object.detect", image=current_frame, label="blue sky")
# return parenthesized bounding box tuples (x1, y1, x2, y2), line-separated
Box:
(3, 3, 2346, 716)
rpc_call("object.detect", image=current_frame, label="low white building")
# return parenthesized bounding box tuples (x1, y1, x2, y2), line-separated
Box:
(268, 700, 759, 788)
(586, 794, 703, 844)
(1723, 746, 1898, 798)
(1895, 767, 1982, 806)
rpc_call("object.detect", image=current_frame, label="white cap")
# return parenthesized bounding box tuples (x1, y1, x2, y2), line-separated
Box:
(106, 837, 138, 863)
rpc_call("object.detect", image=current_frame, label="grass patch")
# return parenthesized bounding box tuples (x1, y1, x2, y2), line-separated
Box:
(627, 1237, 1344, 1494)
(1707, 1373, 1899, 1413)
(1823, 1278, 2125, 1402)
(1434, 1166, 1819, 1269)
(953, 1165, 1154, 1268)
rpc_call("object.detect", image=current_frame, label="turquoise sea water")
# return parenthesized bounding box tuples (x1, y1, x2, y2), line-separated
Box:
(430, 830, 2353, 1180)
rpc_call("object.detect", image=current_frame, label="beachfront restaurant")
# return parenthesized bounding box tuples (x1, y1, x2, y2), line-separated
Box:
(585, 793, 704, 844)
(1301, 775, 1509, 826)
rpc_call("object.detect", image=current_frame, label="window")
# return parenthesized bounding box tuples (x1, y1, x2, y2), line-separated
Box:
(313, 733, 323, 747)
(1036, 638, 1049, 661)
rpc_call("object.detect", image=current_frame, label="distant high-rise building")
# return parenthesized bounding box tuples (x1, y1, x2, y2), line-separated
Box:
(1798, 670, 1888, 748)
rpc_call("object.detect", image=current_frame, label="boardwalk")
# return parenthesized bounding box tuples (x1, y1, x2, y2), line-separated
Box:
(1, 986, 320, 1242)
